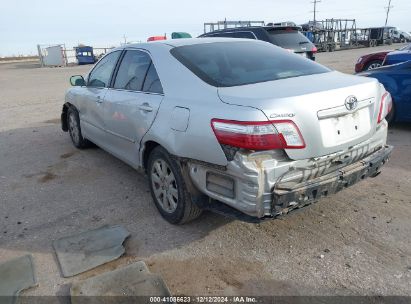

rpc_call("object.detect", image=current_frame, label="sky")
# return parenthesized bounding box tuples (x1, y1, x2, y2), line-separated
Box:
(1, 0, 410, 57)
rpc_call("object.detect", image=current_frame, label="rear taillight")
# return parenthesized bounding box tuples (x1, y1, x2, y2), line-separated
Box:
(377, 92, 393, 123)
(312, 46, 318, 53)
(211, 119, 306, 150)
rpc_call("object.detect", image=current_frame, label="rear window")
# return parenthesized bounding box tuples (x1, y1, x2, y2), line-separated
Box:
(170, 41, 330, 87)
(267, 29, 311, 49)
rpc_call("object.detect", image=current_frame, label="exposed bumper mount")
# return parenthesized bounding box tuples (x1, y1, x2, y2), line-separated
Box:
(272, 145, 393, 216)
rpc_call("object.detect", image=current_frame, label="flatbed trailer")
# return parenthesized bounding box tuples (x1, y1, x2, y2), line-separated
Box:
(355, 27, 394, 47)
(203, 20, 265, 33)
(302, 19, 363, 52)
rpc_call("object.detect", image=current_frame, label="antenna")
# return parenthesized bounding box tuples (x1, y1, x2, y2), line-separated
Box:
(385, 0, 393, 26)
(311, 0, 321, 23)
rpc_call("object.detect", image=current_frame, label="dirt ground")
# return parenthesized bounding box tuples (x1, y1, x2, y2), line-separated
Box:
(0, 44, 410, 298)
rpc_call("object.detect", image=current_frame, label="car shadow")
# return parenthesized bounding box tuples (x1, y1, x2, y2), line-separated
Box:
(0, 125, 232, 259)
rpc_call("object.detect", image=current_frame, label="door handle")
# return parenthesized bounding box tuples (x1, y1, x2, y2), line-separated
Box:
(138, 103, 153, 112)
(95, 96, 103, 104)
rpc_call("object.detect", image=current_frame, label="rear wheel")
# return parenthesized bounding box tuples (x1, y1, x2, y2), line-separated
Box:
(67, 107, 92, 149)
(364, 60, 383, 71)
(147, 146, 202, 224)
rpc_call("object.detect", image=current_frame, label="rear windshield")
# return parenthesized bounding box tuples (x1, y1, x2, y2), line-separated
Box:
(267, 29, 311, 49)
(170, 41, 330, 87)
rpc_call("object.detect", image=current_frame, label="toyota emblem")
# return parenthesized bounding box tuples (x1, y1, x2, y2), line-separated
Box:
(345, 96, 358, 111)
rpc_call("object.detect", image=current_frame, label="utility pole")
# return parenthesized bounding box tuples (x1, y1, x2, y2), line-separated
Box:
(311, 0, 321, 24)
(385, 0, 393, 26)
(123, 34, 127, 45)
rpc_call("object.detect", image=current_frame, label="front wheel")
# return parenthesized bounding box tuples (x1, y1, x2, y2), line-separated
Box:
(147, 146, 202, 224)
(364, 60, 383, 71)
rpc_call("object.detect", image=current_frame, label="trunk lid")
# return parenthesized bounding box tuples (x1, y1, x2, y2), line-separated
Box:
(217, 71, 382, 160)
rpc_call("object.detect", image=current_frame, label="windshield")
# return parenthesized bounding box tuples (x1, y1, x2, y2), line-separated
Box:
(267, 30, 311, 49)
(170, 41, 330, 87)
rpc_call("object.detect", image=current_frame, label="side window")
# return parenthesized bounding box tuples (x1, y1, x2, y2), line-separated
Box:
(88, 51, 121, 88)
(114, 50, 151, 91)
(208, 32, 255, 39)
(209, 33, 226, 38)
(143, 63, 163, 94)
(218, 33, 234, 38)
(232, 32, 255, 39)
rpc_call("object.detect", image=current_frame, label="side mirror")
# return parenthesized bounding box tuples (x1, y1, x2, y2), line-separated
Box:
(70, 75, 86, 86)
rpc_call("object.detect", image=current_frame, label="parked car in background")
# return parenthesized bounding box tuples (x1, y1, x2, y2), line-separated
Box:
(171, 32, 192, 39)
(355, 44, 411, 72)
(147, 36, 167, 42)
(355, 51, 391, 72)
(383, 43, 411, 65)
(199, 25, 317, 60)
(392, 29, 411, 43)
(62, 38, 392, 224)
(358, 60, 411, 123)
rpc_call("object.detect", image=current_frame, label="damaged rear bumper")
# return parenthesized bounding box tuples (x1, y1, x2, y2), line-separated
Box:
(272, 145, 393, 216)
(187, 124, 393, 219)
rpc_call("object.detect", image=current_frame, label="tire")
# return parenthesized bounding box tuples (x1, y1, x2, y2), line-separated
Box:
(67, 106, 92, 149)
(147, 146, 202, 224)
(385, 102, 395, 125)
(364, 60, 383, 71)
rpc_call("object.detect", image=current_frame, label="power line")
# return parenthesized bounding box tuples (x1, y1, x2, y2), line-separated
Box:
(311, 0, 321, 23)
(385, 0, 393, 26)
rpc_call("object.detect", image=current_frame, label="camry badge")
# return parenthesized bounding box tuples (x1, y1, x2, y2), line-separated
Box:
(345, 96, 358, 111)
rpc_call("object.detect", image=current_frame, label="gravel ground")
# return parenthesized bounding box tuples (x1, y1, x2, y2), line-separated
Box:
(0, 44, 410, 297)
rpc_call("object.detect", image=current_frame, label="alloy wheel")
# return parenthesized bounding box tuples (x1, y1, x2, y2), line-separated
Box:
(150, 159, 179, 213)
(367, 63, 381, 70)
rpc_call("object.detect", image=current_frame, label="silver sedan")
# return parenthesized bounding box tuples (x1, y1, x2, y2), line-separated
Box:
(62, 38, 393, 224)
